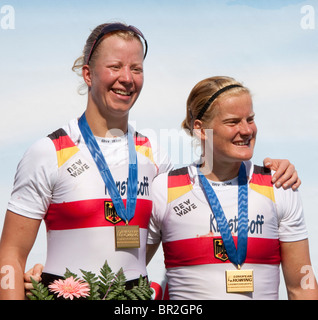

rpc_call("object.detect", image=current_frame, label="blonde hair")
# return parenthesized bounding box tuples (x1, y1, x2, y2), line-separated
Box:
(72, 23, 144, 94)
(182, 76, 250, 136)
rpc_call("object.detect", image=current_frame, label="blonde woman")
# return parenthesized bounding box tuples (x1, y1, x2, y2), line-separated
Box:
(147, 76, 318, 300)
(0, 22, 173, 299)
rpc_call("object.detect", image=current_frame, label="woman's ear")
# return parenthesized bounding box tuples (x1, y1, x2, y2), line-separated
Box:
(193, 119, 206, 141)
(82, 65, 92, 88)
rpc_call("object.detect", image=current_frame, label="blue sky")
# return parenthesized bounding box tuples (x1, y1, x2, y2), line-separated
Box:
(0, 0, 317, 299)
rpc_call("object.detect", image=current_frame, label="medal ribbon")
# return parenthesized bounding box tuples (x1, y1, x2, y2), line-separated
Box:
(197, 163, 248, 268)
(78, 113, 138, 223)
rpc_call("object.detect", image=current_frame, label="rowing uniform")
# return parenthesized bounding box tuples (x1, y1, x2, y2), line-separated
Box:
(8, 118, 173, 282)
(147, 161, 308, 300)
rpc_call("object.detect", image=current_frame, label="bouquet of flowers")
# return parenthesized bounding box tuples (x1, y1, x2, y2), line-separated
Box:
(28, 261, 153, 300)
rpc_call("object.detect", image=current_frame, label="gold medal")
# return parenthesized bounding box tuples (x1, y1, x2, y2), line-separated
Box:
(226, 267, 254, 293)
(115, 222, 140, 249)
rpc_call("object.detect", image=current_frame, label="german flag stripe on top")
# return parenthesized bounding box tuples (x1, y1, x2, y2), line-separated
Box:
(134, 132, 158, 171)
(250, 165, 275, 203)
(167, 167, 193, 203)
(48, 128, 80, 168)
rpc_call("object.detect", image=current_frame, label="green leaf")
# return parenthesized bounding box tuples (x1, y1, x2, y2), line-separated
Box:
(28, 277, 54, 300)
(98, 261, 115, 297)
(113, 268, 127, 287)
(80, 269, 100, 300)
(123, 290, 138, 300)
(64, 268, 78, 280)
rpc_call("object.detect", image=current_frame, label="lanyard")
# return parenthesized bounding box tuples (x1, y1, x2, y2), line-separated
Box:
(78, 113, 138, 223)
(197, 163, 248, 268)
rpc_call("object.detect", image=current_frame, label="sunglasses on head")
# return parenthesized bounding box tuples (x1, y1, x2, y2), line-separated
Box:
(86, 23, 148, 65)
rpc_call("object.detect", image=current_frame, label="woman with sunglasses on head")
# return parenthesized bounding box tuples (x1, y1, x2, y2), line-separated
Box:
(147, 76, 318, 300)
(0, 23, 301, 299)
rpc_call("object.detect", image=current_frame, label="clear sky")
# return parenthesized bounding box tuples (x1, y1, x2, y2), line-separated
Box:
(0, 0, 317, 299)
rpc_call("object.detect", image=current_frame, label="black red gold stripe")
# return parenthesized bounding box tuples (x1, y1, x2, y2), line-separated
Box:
(48, 129, 79, 168)
(250, 165, 275, 203)
(167, 168, 193, 203)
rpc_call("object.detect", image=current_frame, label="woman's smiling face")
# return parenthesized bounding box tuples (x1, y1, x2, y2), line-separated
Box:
(87, 34, 144, 118)
(208, 92, 257, 167)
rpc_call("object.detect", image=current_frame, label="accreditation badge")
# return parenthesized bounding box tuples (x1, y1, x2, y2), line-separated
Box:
(115, 225, 140, 249)
(226, 269, 254, 293)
